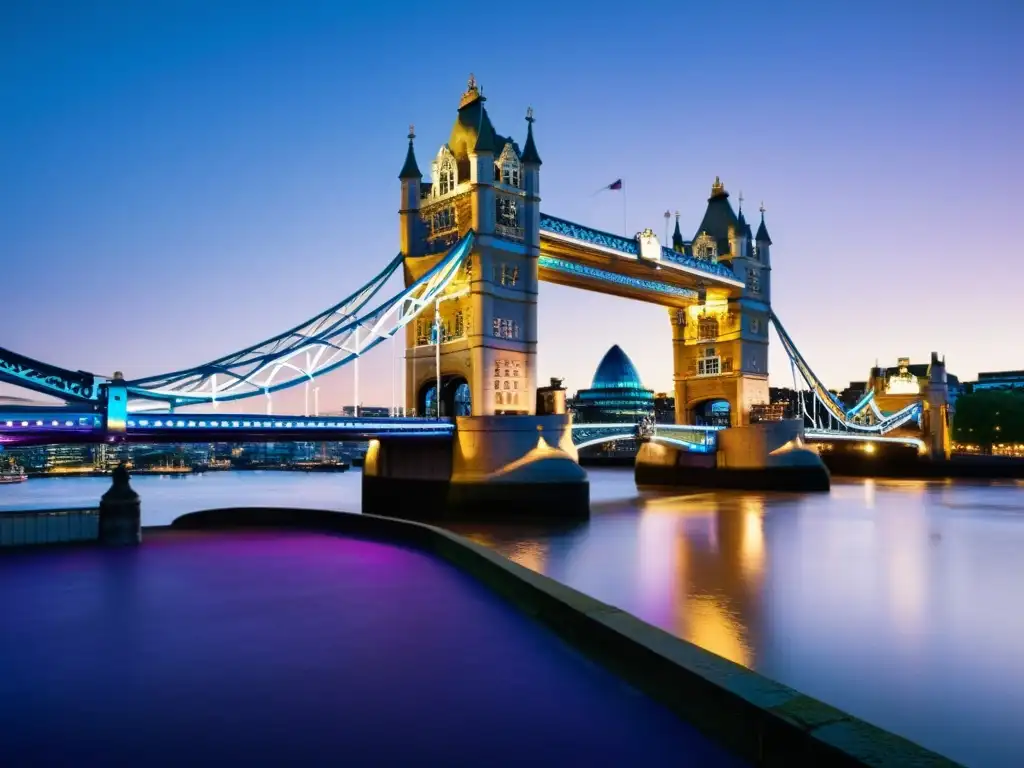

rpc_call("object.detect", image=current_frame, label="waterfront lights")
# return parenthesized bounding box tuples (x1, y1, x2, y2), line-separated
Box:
(863, 443, 876, 454)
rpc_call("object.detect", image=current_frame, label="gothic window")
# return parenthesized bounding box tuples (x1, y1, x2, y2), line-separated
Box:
(693, 232, 717, 262)
(494, 379, 500, 390)
(495, 392, 503, 405)
(435, 150, 457, 196)
(493, 263, 519, 287)
(454, 311, 464, 338)
(431, 206, 455, 236)
(496, 197, 519, 228)
(497, 144, 521, 187)
(504, 381, 510, 390)
(697, 316, 719, 341)
(751, 317, 761, 334)
(746, 268, 761, 293)
(491, 317, 520, 339)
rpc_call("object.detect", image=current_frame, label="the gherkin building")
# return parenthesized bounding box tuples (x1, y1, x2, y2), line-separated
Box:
(572, 345, 654, 424)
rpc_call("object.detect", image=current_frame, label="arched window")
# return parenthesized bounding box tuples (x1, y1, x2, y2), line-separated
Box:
(435, 149, 457, 196)
(497, 144, 520, 188)
(693, 232, 718, 262)
(454, 382, 471, 416)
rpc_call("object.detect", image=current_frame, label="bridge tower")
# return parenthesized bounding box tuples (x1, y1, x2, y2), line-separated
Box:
(670, 181, 771, 426)
(399, 76, 541, 418)
(924, 352, 953, 460)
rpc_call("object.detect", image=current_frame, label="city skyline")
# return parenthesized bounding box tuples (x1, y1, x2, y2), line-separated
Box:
(3, 1, 1022, 413)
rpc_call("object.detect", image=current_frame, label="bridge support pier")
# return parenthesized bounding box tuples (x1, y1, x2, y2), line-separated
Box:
(363, 415, 589, 521)
(637, 419, 830, 492)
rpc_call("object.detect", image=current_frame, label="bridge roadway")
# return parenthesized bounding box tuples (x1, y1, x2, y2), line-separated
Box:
(0, 408, 924, 453)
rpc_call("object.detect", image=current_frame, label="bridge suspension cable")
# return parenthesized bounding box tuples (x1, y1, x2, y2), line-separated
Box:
(769, 311, 921, 435)
(120, 232, 475, 408)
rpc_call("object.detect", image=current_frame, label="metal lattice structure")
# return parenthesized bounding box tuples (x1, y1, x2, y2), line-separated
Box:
(123, 232, 474, 408)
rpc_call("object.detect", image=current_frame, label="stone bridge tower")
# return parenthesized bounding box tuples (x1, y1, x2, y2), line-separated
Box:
(398, 76, 541, 417)
(669, 181, 772, 426)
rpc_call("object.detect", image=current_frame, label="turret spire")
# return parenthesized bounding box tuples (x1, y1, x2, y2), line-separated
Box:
(755, 201, 772, 244)
(459, 73, 483, 109)
(521, 105, 542, 165)
(398, 124, 421, 179)
(671, 210, 684, 251)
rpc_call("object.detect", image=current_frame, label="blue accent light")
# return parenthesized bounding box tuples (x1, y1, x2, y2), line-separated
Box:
(539, 256, 698, 300)
(540, 214, 737, 280)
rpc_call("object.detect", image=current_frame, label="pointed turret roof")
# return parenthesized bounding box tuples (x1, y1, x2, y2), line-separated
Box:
(521, 107, 542, 165)
(398, 125, 421, 179)
(671, 211, 684, 251)
(447, 75, 519, 178)
(693, 176, 741, 256)
(755, 203, 772, 244)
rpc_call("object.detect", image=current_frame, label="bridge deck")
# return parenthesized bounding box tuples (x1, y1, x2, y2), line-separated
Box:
(0, 529, 743, 766)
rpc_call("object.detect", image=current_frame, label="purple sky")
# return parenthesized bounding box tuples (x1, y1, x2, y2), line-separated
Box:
(3, 1, 1022, 413)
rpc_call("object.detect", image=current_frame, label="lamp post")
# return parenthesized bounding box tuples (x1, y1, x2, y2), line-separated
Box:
(434, 299, 442, 419)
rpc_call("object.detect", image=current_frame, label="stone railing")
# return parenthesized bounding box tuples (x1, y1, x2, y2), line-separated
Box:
(0, 507, 99, 547)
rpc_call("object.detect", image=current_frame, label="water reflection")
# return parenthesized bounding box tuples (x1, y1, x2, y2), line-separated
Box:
(452, 471, 1024, 768)
(4, 470, 1024, 765)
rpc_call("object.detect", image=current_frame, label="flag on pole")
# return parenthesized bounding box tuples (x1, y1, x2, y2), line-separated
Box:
(606, 179, 623, 190)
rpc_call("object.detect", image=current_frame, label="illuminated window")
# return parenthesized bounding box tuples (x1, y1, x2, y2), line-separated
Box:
(497, 144, 521, 187)
(495, 392, 503, 405)
(437, 154, 457, 195)
(496, 197, 519, 228)
(492, 317, 520, 340)
(431, 206, 455, 235)
(697, 356, 721, 377)
(693, 232, 717, 262)
(493, 263, 519, 287)
(697, 316, 718, 341)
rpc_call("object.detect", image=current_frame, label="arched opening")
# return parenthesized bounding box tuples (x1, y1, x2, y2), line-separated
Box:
(693, 399, 731, 427)
(417, 376, 471, 418)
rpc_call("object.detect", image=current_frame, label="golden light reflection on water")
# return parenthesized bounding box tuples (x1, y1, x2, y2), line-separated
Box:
(684, 595, 752, 668)
(739, 497, 765, 582)
(632, 492, 764, 669)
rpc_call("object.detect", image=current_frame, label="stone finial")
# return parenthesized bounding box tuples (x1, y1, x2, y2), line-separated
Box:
(468, 72, 477, 91)
(738, 190, 744, 211)
(408, 124, 415, 141)
(102, 461, 139, 502)
(760, 201, 766, 215)
(711, 176, 725, 196)
(526, 106, 534, 123)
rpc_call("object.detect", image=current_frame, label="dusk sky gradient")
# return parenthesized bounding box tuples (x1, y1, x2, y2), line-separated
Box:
(3, 1, 1022, 413)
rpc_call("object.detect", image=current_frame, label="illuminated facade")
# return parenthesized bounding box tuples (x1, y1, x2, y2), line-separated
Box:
(667, 184, 772, 426)
(400, 76, 541, 417)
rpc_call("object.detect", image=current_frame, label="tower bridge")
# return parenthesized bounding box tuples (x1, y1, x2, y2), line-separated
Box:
(0, 77, 954, 514)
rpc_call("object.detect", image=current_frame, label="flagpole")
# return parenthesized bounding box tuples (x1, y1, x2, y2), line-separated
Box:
(622, 179, 627, 237)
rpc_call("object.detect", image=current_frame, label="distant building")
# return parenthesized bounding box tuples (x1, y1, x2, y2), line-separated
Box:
(571, 345, 654, 424)
(971, 370, 1024, 392)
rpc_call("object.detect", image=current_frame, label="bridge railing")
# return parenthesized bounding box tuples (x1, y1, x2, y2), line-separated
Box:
(0, 508, 99, 547)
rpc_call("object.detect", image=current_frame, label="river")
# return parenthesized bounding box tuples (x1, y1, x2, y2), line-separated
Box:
(3, 468, 1022, 767)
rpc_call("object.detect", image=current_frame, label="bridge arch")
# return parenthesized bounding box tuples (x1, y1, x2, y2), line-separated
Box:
(689, 398, 731, 427)
(417, 374, 471, 418)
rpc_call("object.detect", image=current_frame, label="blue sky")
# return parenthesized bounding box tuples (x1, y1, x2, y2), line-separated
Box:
(2, 0, 1022, 411)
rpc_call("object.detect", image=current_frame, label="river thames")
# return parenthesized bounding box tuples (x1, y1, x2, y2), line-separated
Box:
(3, 468, 1022, 767)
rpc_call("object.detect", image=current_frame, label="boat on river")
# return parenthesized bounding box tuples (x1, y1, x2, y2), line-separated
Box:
(0, 466, 28, 484)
